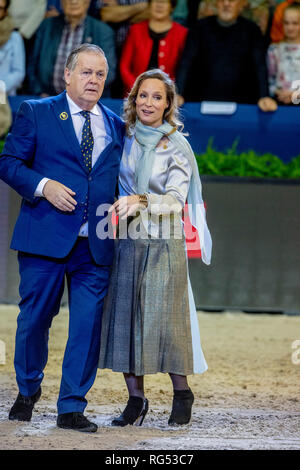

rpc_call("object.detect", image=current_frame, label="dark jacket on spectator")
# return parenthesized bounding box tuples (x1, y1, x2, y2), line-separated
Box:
(176, 15, 269, 104)
(27, 14, 116, 96)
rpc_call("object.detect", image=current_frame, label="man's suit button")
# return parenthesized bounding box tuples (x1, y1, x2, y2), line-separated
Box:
(88, 176, 92, 181)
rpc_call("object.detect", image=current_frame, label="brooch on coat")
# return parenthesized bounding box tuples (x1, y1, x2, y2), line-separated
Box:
(60, 112, 68, 121)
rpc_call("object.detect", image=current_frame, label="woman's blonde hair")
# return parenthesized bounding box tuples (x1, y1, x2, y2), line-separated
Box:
(123, 69, 184, 136)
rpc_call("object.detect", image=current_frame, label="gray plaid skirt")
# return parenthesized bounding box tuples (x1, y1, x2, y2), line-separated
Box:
(98, 228, 195, 376)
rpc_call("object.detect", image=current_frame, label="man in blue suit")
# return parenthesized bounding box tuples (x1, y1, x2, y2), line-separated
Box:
(0, 43, 125, 432)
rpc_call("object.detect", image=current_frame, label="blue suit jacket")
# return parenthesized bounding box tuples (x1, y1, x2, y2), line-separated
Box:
(0, 92, 125, 265)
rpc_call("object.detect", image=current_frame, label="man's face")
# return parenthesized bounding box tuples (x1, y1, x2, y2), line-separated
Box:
(61, 0, 90, 19)
(64, 51, 108, 110)
(216, 0, 245, 23)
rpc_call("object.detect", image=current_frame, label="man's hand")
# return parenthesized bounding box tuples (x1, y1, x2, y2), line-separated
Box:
(43, 180, 77, 212)
(257, 97, 278, 112)
(100, 1, 148, 23)
(275, 89, 293, 105)
(130, 3, 150, 23)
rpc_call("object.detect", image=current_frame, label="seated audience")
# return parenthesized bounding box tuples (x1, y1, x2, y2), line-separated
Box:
(268, 2, 300, 104)
(120, 0, 188, 96)
(0, 0, 25, 95)
(176, 0, 277, 111)
(270, 0, 297, 42)
(27, 0, 116, 96)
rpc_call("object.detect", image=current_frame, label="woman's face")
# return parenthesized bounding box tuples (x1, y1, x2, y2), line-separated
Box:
(135, 78, 169, 128)
(283, 9, 300, 41)
(150, 0, 173, 22)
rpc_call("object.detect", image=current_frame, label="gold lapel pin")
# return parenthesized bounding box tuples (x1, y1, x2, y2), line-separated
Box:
(60, 111, 68, 120)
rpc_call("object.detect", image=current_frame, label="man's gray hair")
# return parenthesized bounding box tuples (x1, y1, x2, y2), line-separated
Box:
(65, 43, 109, 72)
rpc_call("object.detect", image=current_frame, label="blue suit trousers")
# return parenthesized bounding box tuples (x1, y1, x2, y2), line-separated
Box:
(15, 238, 110, 414)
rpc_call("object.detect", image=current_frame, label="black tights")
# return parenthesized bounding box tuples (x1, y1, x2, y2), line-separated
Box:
(123, 373, 189, 398)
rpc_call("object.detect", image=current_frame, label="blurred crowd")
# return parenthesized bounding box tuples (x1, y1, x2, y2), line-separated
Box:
(1, 0, 300, 122)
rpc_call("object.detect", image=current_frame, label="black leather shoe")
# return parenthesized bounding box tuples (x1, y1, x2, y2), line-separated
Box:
(168, 388, 194, 425)
(111, 397, 149, 427)
(57, 412, 98, 433)
(9, 387, 42, 422)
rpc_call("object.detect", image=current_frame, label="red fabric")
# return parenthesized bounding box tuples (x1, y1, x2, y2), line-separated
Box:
(120, 20, 188, 95)
(183, 204, 202, 259)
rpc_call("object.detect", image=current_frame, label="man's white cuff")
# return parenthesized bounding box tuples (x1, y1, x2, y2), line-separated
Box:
(34, 177, 50, 197)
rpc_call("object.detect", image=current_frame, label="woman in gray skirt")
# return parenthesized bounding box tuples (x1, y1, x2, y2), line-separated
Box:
(99, 69, 212, 426)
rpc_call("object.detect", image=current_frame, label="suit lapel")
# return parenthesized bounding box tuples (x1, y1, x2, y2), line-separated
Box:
(51, 91, 88, 174)
(51, 93, 120, 175)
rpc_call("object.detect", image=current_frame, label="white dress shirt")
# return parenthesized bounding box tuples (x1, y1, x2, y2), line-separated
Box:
(34, 93, 112, 236)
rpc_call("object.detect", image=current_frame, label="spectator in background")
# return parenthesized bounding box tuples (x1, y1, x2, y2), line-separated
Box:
(27, 0, 116, 96)
(46, 0, 100, 18)
(197, 0, 270, 36)
(8, 0, 46, 41)
(270, 0, 297, 42)
(268, 2, 300, 104)
(99, 1, 149, 96)
(120, 0, 187, 96)
(0, 0, 25, 95)
(176, 0, 277, 111)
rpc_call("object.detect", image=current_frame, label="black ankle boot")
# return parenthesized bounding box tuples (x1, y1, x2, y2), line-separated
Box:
(9, 387, 42, 422)
(111, 396, 149, 427)
(168, 388, 194, 425)
(57, 412, 98, 433)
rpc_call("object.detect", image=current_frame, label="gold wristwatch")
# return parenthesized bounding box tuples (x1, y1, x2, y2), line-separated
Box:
(139, 194, 148, 208)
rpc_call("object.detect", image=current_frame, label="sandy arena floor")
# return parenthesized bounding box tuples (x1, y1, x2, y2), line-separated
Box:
(0, 304, 299, 451)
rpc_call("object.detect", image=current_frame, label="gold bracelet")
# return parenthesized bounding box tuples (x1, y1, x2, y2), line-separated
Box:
(139, 194, 148, 208)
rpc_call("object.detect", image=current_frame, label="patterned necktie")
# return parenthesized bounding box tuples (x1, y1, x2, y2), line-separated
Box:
(80, 110, 94, 224)
(80, 110, 94, 172)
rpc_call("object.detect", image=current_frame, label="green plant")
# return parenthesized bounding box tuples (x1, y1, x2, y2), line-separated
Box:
(1, 137, 300, 180)
(195, 138, 300, 179)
